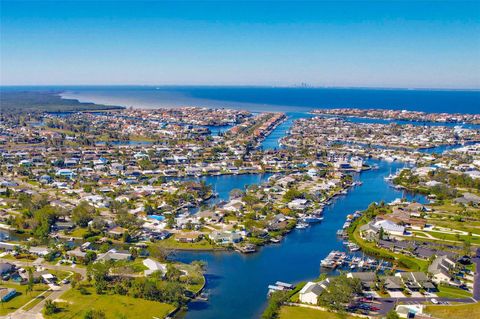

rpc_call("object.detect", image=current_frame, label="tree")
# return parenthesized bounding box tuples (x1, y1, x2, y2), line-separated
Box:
(43, 300, 59, 315)
(148, 245, 168, 262)
(72, 201, 96, 227)
(229, 189, 244, 199)
(386, 309, 400, 319)
(318, 275, 362, 311)
(84, 251, 97, 265)
(84, 309, 106, 319)
(165, 264, 182, 282)
(261, 291, 289, 319)
(26, 267, 34, 295)
(87, 261, 110, 294)
(71, 272, 82, 289)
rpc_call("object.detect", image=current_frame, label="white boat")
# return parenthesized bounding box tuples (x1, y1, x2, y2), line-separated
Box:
(295, 222, 309, 229)
(301, 216, 324, 223)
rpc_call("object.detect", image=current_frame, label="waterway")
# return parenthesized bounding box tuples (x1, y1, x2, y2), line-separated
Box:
(173, 159, 427, 319)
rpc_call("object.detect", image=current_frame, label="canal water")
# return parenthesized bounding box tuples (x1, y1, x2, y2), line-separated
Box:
(173, 159, 427, 319)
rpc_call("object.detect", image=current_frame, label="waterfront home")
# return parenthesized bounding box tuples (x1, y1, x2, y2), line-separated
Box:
(143, 258, 167, 277)
(299, 280, 328, 304)
(287, 199, 309, 211)
(175, 232, 202, 243)
(359, 219, 405, 240)
(209, 231, 242, 244)
(428, 255, 456, 284)
(373, 219, 405, 236)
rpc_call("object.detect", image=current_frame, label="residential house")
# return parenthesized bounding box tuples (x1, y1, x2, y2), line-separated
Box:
(428, 255, 456, 284)
(299, 280, 328, 304)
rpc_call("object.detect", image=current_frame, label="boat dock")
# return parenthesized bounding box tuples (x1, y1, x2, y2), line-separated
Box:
(320, 250, 393, 271)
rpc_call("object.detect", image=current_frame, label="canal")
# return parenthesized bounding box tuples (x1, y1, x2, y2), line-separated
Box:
(173, 159, 427, 319)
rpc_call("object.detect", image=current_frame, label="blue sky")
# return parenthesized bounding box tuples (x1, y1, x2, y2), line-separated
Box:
(1, 1, 479, 88)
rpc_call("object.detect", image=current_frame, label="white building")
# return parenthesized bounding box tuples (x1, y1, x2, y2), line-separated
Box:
(143, 258, 167, 277)
(373, 219, 405, 236)
(299, 281, 327, 304)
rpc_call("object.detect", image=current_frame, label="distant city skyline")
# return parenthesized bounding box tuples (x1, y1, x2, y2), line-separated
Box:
(1, 1, 480, 89)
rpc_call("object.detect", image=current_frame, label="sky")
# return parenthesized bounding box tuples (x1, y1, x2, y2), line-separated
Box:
(1, 1, 480, 89)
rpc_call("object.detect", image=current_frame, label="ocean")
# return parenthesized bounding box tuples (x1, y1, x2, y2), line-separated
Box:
(40, 86, 480, 114)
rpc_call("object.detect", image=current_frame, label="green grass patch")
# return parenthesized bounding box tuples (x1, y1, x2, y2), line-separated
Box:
(68, 228, 89, 238)
(0, 282, 49, 316)
(436, 285, 472, 298)
(279, 306, 356, 319)
(154, 236, 217, 251)
(44, 286, 175, 319)
(426, 302, 480, 319)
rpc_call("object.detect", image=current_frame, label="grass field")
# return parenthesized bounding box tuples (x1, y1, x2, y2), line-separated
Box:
(426, 302, 480, 319)
(414, 230, 480, 245)
(45, 286, 176, 319)
(0, 282, 49, 316)
(279, 306, 356, 319)
(436, 285, 472, 298)
(154, 236, 217, 250)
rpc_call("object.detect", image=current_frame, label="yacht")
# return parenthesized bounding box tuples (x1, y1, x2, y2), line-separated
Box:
(295, 222, 309, 229)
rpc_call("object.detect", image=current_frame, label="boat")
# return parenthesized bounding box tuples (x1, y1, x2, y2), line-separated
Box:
(384, 174, 394, 181)
(347, 242, 360, 252)
(301, 215, 324, 223)
(295, 222, 309, 229)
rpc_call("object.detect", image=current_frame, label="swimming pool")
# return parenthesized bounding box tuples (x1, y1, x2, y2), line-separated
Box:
(147, 215, 165, 221)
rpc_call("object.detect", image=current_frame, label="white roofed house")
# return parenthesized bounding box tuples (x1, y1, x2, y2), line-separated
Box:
(287, 198, 309, 211)
(428, 255, 456, 284)
(96, 249, 132, 262)
(373, 219, 405, 236)
(29, 246, 50, 256)
(143, 258, 167, 277)
(209, 231, 242, 244)
(299, 280, 329, 304)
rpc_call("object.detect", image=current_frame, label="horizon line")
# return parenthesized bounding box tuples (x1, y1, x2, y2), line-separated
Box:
(1, 84, 479, 92)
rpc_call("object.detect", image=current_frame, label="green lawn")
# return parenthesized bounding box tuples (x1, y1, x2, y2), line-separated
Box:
(154, 236, 217, 251)
(436, 285, 472, 298)
(0, 282, 49, 315)
(416, 230, 480, 245)
(279, 306, 356, 319)
(175, 263, 206, 294)
(426, 302, 480, 319)
(45, 286, 176, 319)
(111, 260, 148, 275)
(68, 228, 89, 238)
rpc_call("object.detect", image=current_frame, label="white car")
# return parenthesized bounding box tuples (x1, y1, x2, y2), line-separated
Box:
(430, 298, 439, 304)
